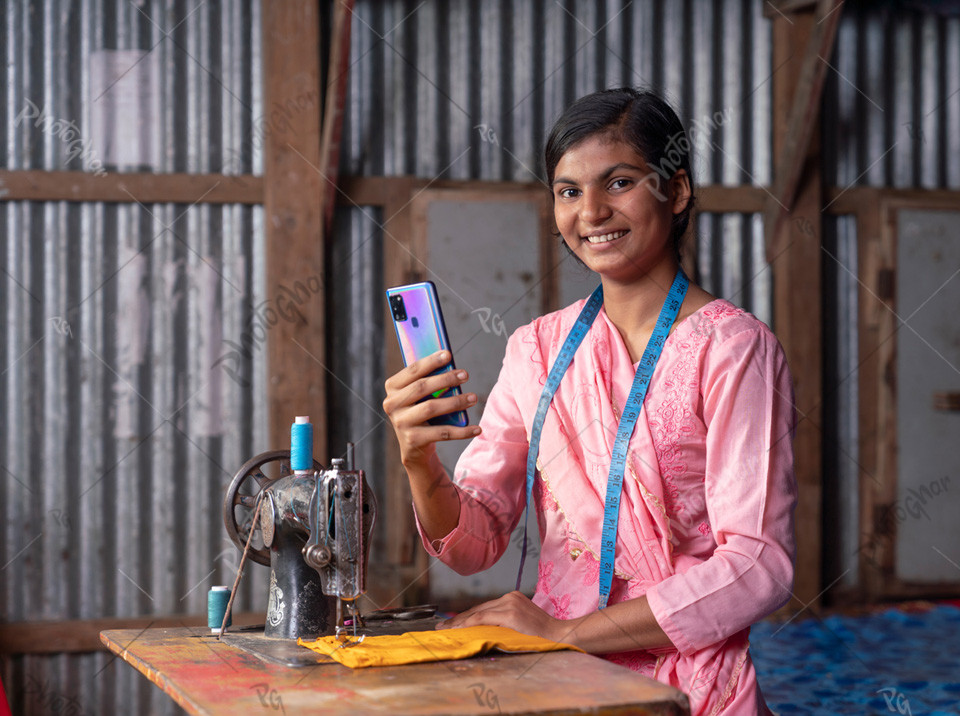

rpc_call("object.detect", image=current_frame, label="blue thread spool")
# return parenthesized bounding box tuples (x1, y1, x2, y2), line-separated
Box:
(208, 586, 231, 634)
(291, 415, 313, 472)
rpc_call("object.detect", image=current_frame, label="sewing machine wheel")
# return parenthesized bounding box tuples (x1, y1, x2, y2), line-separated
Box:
(223, 449, 324, 566)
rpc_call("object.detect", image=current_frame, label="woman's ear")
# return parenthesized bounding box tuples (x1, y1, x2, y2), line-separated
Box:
(669, 170, 692, 215)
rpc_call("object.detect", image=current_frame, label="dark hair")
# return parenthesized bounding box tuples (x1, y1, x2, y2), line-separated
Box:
(544, 88, 695, 257)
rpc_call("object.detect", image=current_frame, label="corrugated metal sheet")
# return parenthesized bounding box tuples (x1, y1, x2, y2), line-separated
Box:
(822, 214, 862, 589)
(824, 6, 960, 190)
(1, 1, 263, 715)
(326, 205, 388, 561)
(341, 0, 773, 188)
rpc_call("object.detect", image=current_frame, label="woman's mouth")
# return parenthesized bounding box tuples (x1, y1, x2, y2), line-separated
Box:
(583, 229, 628, 244)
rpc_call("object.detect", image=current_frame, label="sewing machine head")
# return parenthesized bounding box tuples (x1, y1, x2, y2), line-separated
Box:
(222, 418, 377, 639)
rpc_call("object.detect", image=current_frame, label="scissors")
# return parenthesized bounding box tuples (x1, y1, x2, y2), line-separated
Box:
(362, 604, 438, 622)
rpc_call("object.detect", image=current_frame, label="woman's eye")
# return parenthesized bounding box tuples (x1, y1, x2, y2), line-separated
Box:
(610, 178, 632, 190)
(558, 187, 579, 199)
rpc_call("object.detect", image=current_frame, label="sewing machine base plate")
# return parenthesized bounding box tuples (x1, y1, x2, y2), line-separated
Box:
(220, 617, 444, 667)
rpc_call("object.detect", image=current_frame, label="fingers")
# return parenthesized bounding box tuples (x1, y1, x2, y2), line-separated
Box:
(401, 422, 480, 451)
(437, 601, 492, 630)
(384, 354, 470, 412)
(383, 350, 477, 426)
(384, 349, 453, 392)
(385, 383, 478, 432)
(436, 592, 526, 630)
(383, 351, 481, 469)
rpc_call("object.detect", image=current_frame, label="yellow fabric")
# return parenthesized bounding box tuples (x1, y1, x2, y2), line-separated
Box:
(297, 625, 582, 668)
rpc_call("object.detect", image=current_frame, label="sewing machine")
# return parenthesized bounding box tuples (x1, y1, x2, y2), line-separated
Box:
(98, 415, 691, 713)
(222, 440, 376, 641)
(219, 417, 440, 664)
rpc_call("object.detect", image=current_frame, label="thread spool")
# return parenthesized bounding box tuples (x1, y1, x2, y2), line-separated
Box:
(291, 416, 313, 472)
(207, 586, 232, 634)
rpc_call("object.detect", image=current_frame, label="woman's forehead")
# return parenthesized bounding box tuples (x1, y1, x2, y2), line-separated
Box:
(554, 135, 649, 178)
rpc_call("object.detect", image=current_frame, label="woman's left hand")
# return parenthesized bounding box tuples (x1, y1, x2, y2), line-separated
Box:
(436, 591, 577, 645)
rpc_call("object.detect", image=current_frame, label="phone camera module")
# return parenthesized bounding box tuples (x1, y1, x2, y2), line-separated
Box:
(390, 295, 407, 321)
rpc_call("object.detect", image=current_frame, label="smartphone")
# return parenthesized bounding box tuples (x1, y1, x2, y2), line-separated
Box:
(385, 281, 469, 428)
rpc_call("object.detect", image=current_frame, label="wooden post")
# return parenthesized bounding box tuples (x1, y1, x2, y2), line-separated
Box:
(261, 1, 326, 455)
(855, 195, 890, 602)
(770, 11, 823, 607)
(380, 178, 428, 607)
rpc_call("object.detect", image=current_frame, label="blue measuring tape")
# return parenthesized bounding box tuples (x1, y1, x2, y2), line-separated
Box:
(517, 269, 689, 609)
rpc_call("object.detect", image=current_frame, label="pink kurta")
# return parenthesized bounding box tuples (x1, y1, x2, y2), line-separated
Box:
(416, 298, 797, 715)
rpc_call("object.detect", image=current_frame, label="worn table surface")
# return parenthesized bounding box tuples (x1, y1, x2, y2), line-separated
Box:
(101, 627, 689, 715)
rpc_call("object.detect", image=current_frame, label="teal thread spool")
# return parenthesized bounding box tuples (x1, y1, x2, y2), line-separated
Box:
(291, 415, 313, 471)
(207, 586, 231, 634)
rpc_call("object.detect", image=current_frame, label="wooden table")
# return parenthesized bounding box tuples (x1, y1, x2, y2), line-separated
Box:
(101, 627, 689, 715)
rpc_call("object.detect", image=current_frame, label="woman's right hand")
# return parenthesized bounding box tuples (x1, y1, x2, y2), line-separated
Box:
(382, 350, 480, 472)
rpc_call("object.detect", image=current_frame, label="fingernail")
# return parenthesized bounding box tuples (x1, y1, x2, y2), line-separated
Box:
(466, 394, 477, 405)
(457, 370, 467, 380)
(438, 351, 450, 361)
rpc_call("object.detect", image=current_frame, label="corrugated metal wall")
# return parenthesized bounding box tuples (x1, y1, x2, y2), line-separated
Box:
(2, 0, 959, 714)
(1, 2, 264, 715)
(341, 0, 773, 187)
(821, 4, 960, 588)
(824, 4, 960, 190)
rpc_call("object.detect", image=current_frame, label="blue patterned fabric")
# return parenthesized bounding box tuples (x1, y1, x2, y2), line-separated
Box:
(751, 604, 960, 714)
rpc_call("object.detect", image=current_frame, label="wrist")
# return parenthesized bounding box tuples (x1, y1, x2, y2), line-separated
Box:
(553, 614, 585, 648)
(400, 442, 436, 471)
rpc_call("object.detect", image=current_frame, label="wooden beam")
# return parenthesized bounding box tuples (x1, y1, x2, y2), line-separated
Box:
(0, 169, 263, 204)
(696, 185, 768, 214)
(771, 9, 824, 609)
(825, 186, 960, 214)
(763, 0, 819, 18)
(379, 177, 427, 604)
(262, 0, 327, 455)
(0, 612, 263, 655)
(338, 175, 770, 215)
(319, 0, 354, 233)
(765, 0, 842, 260)
(338, 176, 552, 207)
(855, 197, 890, 602)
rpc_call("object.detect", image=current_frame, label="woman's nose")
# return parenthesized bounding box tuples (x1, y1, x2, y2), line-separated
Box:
(581, 189, 612, 225)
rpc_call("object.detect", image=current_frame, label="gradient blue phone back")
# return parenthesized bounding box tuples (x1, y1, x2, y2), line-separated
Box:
(385, 282, 468, 428)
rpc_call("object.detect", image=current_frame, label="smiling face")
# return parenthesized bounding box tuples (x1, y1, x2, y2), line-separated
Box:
(551, 133, 690, 286)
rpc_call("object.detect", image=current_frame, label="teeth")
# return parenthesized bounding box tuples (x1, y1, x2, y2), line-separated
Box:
(585, 230, 627, 244)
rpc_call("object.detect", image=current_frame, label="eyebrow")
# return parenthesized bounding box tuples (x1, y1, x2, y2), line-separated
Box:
(552, 162, 648, 187)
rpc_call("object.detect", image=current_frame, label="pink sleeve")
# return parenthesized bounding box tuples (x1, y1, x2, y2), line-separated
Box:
(646, 326, 798, 655)
(413, 330, 531, 575)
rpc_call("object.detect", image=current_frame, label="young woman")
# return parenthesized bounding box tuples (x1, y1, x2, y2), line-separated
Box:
(383, 88, 797, 715)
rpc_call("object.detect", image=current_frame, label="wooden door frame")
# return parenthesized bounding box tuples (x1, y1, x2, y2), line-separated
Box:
(827, 186, 960, 601)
